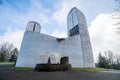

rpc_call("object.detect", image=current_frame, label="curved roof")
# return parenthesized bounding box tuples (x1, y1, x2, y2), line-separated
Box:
(26, 21, 41, 32)
(67, 7, 85, 19)
(28, 21, 41, 27)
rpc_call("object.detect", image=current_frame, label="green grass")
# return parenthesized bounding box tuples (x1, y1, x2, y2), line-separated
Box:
(0, 62, 14, 65)
(72, 68, 109, 72)
(0, 62, 109, 72)
(12, 67, 34, 71)
(12, 67, 109, 72)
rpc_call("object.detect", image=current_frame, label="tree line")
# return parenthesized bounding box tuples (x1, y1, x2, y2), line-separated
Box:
(0, 42, 18, 62)
(97, 50, 120, 70)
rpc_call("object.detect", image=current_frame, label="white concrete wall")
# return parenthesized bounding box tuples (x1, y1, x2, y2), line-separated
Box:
(62, 35, 84, 67)
(16, 31, 94, 68)
(77, 9, 95, 67)
(16, 32, 61, 67)
(16, 32, 84, 67)
(16, 7, 95, 68)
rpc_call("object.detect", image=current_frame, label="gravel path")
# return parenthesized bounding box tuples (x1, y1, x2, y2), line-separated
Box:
(0, 64, 120, 80)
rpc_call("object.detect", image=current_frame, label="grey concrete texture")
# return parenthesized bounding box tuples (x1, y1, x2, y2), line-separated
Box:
(16, 7, 95, 68)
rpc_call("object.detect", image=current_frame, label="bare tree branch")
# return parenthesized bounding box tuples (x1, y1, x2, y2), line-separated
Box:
(0, 42, 14, 62)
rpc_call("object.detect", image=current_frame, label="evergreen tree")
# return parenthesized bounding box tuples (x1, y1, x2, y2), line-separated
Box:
(97, 53, 110, 68)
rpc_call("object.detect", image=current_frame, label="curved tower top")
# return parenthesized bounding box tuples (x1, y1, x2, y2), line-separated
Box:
(26, 21, 41, 32)
(67, 7, 87, 37)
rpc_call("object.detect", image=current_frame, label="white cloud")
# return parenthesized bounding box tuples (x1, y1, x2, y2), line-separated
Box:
(0, 28, 24, 50)
(0, 0, 52, 50)
(89, 13, 120, 62)
(26, 0, 51, 26)
(51, 30, 67, 38)
(0, 0, 52, 30)
(52, 0, 82, 26)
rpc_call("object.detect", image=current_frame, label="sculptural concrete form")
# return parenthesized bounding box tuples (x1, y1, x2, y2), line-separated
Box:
(16, 7, 95, 68)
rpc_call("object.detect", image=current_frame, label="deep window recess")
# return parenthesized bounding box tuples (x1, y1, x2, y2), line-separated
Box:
(33, 23, 36, 31)
(69, 24, 79, 36)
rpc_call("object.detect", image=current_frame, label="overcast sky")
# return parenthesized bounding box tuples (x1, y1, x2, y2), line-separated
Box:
(0, 0, 119, 62)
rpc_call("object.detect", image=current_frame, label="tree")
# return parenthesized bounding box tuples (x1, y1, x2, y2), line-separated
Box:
(104, 50, 115, 68)
(0, 42, 14, 62)
(116, 54, 120, 64)
(97, 53, 110, 68)
(111, 54, 120, 69)
(9, 48, 18, 62)
(97, 50, 120, 69)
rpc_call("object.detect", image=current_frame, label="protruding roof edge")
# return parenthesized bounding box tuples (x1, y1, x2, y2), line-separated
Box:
(67, 7, 78, 17)
(25, 21, 41, 32)
(27, 21, 41, 27)
(67, 7, 84, 18)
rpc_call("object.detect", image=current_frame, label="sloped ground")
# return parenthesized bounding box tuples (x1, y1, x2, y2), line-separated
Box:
(0, 64, 120, 80)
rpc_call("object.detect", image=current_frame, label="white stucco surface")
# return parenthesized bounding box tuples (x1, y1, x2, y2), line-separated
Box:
(16, 7, 95, 68)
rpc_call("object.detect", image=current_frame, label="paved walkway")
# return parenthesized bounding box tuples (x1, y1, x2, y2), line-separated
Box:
(0, 64, 120, 80)
(99, 70, 120, 73)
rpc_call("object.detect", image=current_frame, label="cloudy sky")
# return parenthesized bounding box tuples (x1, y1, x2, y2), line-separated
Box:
(0, 0, 119, 62)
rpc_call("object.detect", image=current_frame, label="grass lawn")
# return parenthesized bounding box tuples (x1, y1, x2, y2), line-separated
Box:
(0, 62, 14, 65)
(0, 62, 112, 72)
(12, 67, 109, 72)
(12, 67, 34, 71)
(72, 68, 109, 72)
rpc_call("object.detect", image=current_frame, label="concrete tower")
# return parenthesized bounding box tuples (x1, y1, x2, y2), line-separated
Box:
(67, 7, 95, 67)
(16, 7, 95, 68)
